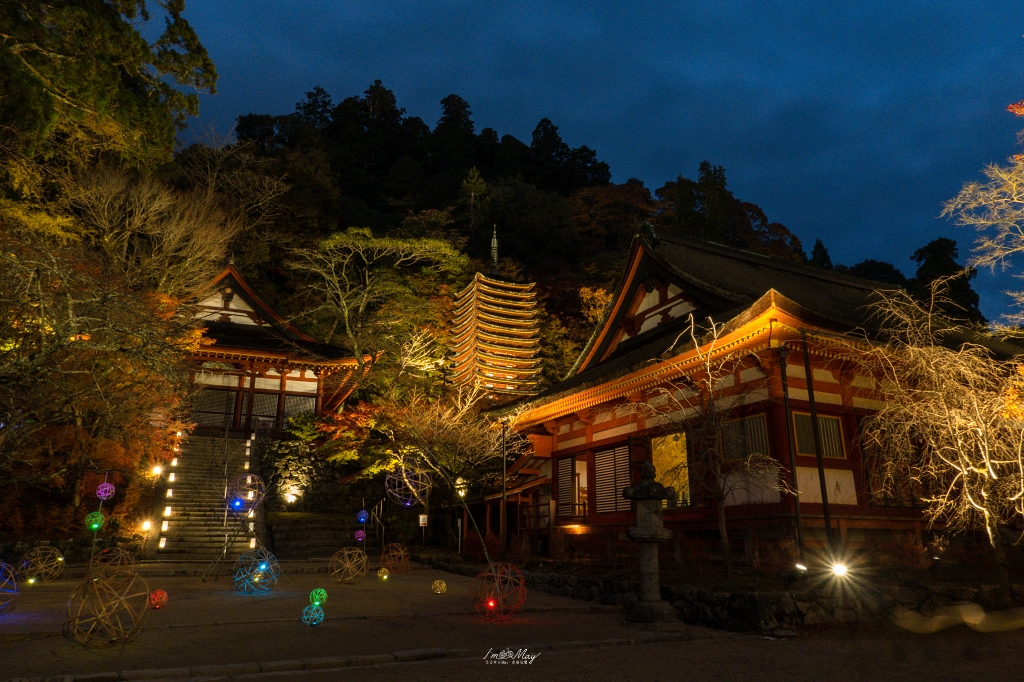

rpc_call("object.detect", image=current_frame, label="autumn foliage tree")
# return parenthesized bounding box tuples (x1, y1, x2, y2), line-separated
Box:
(0, 224, 198, 539)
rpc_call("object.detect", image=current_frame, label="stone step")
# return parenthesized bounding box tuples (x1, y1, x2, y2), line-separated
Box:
(150, 434, 260, 562)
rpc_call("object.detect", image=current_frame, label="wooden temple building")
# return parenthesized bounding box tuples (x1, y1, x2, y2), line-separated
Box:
(450, 274, 542, 396)
(188, 264, 364, 434)
(485, 232, 1002, 560)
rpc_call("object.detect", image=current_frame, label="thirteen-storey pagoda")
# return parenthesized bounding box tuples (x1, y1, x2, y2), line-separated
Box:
(451, 229, 542, 397)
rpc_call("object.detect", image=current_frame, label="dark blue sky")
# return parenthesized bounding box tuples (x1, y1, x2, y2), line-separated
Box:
(181, 1, 1024, 321)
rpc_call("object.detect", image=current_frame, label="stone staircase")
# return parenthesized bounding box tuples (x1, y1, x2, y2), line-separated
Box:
(154, 434, 256, 562)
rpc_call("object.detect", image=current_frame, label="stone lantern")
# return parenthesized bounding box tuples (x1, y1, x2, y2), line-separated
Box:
(622, 462, 676, 623)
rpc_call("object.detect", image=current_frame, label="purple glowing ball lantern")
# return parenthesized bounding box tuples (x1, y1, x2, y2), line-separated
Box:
(96, 482, 116, 501)
(354, 530, 365, 542)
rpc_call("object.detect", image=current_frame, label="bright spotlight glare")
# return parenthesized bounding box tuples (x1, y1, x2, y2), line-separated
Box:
(152, 466, 163, 475)
(831, 563, 848, 577)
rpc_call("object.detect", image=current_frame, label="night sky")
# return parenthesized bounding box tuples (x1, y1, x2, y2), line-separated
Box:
(182, 1, 1024, 321)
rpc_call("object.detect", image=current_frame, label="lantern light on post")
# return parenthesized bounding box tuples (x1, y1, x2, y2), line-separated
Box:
(357, 510, 369, 524)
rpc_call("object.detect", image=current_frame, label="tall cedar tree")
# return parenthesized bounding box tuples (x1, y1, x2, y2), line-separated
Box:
(0, 1, 217, 194)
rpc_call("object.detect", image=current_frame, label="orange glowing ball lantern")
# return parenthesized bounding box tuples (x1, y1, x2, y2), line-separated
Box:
(149, 589, 168, 609)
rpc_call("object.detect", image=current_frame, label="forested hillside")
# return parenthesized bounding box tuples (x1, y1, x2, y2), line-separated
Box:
(224, 83, 818, 382)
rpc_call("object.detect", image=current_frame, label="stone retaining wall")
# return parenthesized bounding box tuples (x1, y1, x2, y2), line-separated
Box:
(418, 555, 1024, 632)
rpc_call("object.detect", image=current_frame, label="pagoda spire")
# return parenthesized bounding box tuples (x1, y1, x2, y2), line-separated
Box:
(490, 225, 498, 274)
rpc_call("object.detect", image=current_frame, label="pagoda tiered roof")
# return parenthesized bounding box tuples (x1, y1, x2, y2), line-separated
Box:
(450, 272, 543, 396)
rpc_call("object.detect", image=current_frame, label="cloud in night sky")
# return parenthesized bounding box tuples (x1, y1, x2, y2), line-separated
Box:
(181, 0, 1024, 320)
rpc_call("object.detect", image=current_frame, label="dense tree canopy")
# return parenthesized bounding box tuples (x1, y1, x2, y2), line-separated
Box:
(0, 1, 216, 194)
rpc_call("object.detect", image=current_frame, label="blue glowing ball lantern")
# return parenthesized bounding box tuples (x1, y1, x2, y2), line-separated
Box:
(225, 474, 266, 516)
(232, 550, 280, 594)
(356, 510, 368, 524)
(0, 562, 17, 616)
(302, 604, 324, 626)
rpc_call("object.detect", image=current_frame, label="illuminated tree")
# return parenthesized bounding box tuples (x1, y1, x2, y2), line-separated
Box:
(856, 281, 1024, 606)
(943, 152, 1024, 325)
(288, 227, 467, 378)
(0, 223, 197, 537)
(380, 386, 528, 547)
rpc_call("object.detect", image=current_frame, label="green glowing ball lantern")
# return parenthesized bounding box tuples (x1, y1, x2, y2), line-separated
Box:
(309, 588, 327, 606)
(84, 511, 105, 532)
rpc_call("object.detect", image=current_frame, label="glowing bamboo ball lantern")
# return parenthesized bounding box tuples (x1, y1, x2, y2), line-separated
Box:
(18, 546, 65, 583)
(329, 547, 368, 584)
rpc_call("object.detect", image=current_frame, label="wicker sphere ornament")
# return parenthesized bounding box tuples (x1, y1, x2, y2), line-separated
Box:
(67, 571, 150, 647)
(302, 604, 324, 626)
(95, 482, 116, 501)
(377, 567, 390, 580)
(310, 588, 327, 606)
(89, 548, 135, 577)
(354, 530, 366, 542)
(225, 473, 266, 515)
(0, 562, 17, 615)
(232, 549, 280, 594)
(329, 547, 368, 584)
(148, 589, 168, 609)
(385, 464, 432, 507)
(17, 546, 65, 583)
(472, 562, 527, 621)
(432, 579, 447, 595)
(84, 511, 105, 532)
(380, 543, 410, 573)
(357, 509, 369, 524)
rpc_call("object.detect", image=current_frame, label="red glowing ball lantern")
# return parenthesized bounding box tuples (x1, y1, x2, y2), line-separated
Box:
(471, 562, 526, 621)
(149, 589, 168, 609)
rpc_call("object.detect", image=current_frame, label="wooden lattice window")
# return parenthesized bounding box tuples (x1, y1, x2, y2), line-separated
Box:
(594, 445, 631, 513)
(794, 413, 844, 459)
(721, 413, 770, 461)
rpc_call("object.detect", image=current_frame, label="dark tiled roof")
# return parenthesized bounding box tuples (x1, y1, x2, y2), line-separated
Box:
(500, 233, 1019, 415)
(202, 322, 353, 360)
(653, 233, 881, 330)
